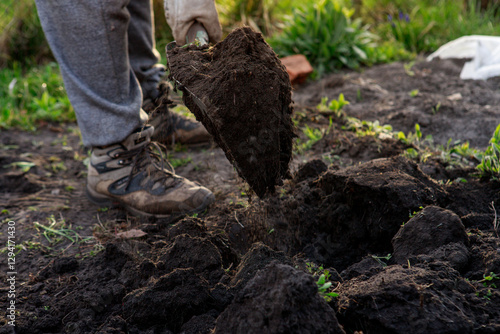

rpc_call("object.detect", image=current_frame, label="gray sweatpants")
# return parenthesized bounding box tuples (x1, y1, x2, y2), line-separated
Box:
(35, 0, 165, 147)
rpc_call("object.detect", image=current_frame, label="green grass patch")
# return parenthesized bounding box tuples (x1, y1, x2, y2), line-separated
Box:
(362, 0, 500, 54)
(0, 62, 75, 131)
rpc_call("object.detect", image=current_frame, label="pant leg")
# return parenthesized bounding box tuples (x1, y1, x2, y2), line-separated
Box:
(127, 0, 165, 101)
(35, 0, 148, 147)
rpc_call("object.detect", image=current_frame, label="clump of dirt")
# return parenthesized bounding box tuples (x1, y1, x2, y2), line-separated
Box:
(167, 27, 295, 197)
(337, 265, 481, 334)
(392, 206, 469, 265)
(214, 261, 345, 334)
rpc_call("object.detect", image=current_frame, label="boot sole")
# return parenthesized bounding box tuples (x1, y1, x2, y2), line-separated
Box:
(85, 185, 215, 221)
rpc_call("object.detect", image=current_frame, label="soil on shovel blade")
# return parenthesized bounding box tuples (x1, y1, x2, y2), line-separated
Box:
(1, 58, 500, 334)
(167, 27, 295, 198)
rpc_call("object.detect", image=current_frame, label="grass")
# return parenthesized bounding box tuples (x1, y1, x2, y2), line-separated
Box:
(361, 0, 500, 54)
(34, 214, 92, 246)
(0, 62, 75, 131)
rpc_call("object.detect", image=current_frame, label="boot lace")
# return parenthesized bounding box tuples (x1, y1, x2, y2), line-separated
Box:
(116, 141, 178, 191)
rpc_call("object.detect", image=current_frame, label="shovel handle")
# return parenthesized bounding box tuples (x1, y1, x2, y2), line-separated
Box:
(186, 21, 209, 46)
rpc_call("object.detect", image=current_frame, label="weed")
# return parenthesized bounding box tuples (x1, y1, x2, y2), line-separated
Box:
(0, 243, 24, 256)
(409, 89, 419, 97)
(432, 102, 441, 115)
(317, 93, 350, 118)
(3, 161, 35, 172)
(296, 125, 323, 153)
(477, 124, 500, 179)
(404, 61, 416, 76)
(344, 117, 393, 139)
(478, 272, 499, 288)
(34, 214, 92, 246)
(88, 243, 105, 257)
(167, 154, 192, 168)
(409, 206, 424, 218)
(306, 262, 339, 302)
(356, 89, 362, 102)
(438, 139, 481, 168)
(371, 253, 392, 267)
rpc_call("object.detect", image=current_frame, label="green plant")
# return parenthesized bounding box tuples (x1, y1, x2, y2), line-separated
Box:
(166, 154, 193, 168)
(3, 161, 35, 172)
(387, 8, 435, 53)
(478, 272, 499, 288)
(317, 93, 349, 118)
(409, 89, 419, 97)
(296, 118, 335, 153)
(438, 139, 481, 167)
(371, 253, 392, 267)
(0, 0, 52, 67)
(306, 262, 339, 302)
(477, 124, 500, 179)
(0, 62, 75, 130)
(269, 0, 375, 76)
(344, 117, 393, 139)
(34, 215, 92, 245)
(363, 0, 500, 55)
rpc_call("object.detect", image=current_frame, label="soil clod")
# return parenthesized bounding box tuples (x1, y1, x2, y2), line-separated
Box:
(167, 27, 295, 197)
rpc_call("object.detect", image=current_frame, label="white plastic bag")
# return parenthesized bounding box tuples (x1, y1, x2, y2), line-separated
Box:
(427, 35, 500, 80)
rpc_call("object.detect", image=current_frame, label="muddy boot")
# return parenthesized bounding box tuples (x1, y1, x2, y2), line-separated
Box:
(86, 126, 214, 219)
(143, 82, 211, 145)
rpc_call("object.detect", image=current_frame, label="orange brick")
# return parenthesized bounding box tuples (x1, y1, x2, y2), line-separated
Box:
(280, 55, 314, 85)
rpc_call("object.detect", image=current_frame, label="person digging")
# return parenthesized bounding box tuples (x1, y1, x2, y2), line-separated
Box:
(35, 0, 222, 219)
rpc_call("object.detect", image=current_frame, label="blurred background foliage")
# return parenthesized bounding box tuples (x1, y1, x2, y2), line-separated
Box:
(1, 0, 500, 129)
(2, 0, 500, 69)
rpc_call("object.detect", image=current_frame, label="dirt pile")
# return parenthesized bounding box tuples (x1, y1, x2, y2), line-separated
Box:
(215, 262, 345, 334)
(167, 27, 295, 197)
(2, 59, 500, 334)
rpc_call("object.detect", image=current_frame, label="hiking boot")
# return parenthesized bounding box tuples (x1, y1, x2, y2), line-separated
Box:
(143, 82, 211, 145)
(86, 126, 214, 219)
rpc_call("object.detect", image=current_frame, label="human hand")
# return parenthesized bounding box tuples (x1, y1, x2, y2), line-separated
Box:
(164, 0, 222, 45)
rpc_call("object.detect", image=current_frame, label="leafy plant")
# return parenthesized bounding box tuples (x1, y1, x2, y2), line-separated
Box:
(297, 124, 324, 152)
(387, 8, 435, 53)
(409, 89, 419, 97)
(317, 93, 350, 118)
(344, 117, 393, 139)
(306, 262, 339, 302)
(477, 124, 500, 179)
(269, 0, 375, 76)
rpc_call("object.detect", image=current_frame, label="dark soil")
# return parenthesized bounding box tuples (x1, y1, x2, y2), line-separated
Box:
(1, 58, 500, 334)
(167, 27, 295, 198)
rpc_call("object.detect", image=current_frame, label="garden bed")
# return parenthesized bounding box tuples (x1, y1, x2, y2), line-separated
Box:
(1, 58, 499, 334)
